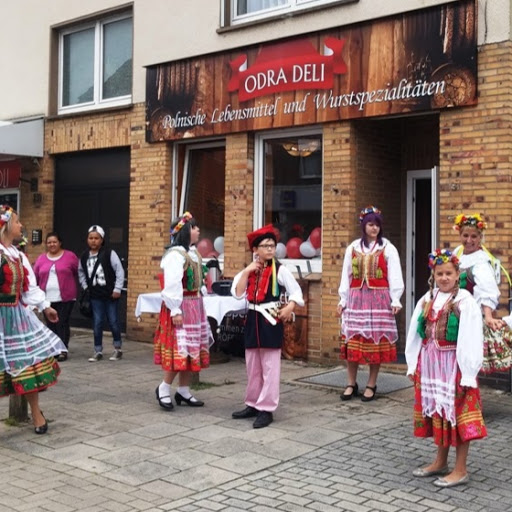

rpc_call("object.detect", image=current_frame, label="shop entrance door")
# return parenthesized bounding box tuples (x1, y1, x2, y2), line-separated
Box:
(406, 168, 438, 332)
(54, 148, 130, 330)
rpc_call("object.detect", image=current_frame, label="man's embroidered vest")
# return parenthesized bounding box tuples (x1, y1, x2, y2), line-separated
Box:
(350, 248, 389, 289)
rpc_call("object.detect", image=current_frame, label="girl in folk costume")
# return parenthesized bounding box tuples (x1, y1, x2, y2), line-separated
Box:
(154, 212, 212, 410)
(0, 206, 66, 434)
(337, 206, 404, 401)
(406, 249, 486, 488)
(452, 213, 512, 373)
(231, 224, 304, 429)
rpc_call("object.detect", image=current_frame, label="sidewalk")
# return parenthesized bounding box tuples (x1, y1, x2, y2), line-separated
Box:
(1, 333, 511, 512)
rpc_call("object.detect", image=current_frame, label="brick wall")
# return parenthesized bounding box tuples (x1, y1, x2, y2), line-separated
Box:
(128, 105, 172, 341)
(223, 133, 255, 278)
(318, 122, 355, 363)
(439, 42, 512, 313)
(439, 41, 512, 389)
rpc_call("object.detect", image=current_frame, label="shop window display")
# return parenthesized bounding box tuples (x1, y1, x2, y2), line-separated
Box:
(261, 135, 322, 268)
(180, 145, 226, 260)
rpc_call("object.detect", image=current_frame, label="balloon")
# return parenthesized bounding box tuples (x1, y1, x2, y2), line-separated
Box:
(300, 241, 316, 258)
(272, 227, 281, 242)
(217, 252, 224, 260)
(275, 242, 287, 259)
(206, 250, 219, 258)
(315, 248, 321, 256)
(286, 237, 303, 259)
(309, 227, 322, 249)
(196, 238, 213, 257)
(213, 236, 224, 253)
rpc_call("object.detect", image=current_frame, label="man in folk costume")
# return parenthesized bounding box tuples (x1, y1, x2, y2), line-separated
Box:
(231, 224, 304, 428)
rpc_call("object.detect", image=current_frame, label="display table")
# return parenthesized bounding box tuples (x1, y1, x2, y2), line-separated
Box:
(135, 292, 247, 325)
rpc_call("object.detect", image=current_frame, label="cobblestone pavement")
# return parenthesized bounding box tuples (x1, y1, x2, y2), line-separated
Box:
(1, 334, 511, 512)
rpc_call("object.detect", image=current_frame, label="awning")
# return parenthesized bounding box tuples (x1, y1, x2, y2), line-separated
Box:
(0, 118, 44, 158)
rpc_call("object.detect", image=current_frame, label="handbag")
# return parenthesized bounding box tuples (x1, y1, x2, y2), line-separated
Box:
(79, 288, 93, 318)
(79, 252, 102, 318)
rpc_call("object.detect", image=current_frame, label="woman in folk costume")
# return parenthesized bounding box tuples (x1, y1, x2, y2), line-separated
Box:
(337, 206, 404, 401)
(231, 224, 304, 429)
(0, 205, 66, 434)
(452, 213, 512, 373)
(153, 212, 212, 410)
(406, 249, 486, 488)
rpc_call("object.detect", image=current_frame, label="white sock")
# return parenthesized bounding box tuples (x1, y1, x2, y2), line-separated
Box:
(158, 382, 172, 404)
(177, 386, 192, 399)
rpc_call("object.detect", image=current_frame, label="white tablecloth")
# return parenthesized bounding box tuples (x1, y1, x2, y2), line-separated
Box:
(135, 292, 247, 325)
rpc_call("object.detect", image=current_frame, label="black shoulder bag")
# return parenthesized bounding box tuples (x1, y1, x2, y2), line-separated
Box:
(79, 253, 102, 318)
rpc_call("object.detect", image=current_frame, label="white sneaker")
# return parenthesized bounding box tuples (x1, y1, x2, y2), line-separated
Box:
(109, 350, 123, 361)
(88, 352, 103, 362)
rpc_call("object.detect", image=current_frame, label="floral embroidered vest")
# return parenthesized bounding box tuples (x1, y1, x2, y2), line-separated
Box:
(350, 248, 389, 289)
(417, 300, 460, 351)
(169, 247, 204, 294)
(0, 254, 28, 306)
(458, 266, 475, 295)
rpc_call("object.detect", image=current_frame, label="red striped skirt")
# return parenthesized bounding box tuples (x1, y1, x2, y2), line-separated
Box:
(153, 296, 212, 372)
(340, 335, 397, 364)
(413, 355, 487, 447)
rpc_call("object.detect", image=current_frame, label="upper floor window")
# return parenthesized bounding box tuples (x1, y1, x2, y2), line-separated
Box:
(58, 14, 132, 114)
(225, 0, 345, 26)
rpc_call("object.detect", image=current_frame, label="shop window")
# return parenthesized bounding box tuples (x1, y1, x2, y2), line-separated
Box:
(178, 143, 226, 260)
(224, 0, 354, 26)
(256, 132, 322, 273)
(58, 14, 132, 114)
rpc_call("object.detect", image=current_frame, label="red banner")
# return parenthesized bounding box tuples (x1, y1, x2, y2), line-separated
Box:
(228, 38, 347, 102)
(0, 161, 21, 189)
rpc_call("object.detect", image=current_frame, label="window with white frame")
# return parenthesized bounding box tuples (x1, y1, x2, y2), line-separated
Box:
(58, 13, 132, 114)
(225, 0, 354, 26)
(255, 130, 322, 273)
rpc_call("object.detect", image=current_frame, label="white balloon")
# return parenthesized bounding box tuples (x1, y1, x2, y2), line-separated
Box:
(217, 252, 224, 260)
(213, 236, 224, 253)
(275, 242, 287, 259)
(300, 241, 316, 258)
(315, 248, 321, 256)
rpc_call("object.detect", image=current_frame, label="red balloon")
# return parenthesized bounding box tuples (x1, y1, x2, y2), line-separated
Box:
(196, 238, 214, 257)
(286, 237, 303, 259)
(309, 227, 322, 249)
(206, 250, 219, 258)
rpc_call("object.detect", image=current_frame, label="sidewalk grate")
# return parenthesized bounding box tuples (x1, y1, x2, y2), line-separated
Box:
(296, 367, 413, 394)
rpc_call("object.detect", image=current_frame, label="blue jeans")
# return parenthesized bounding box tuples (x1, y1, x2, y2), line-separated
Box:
(91, 298, 122, 353)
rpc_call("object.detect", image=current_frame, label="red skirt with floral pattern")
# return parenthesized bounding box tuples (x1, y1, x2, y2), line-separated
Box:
(340, 335, 397, 364)
(413, 357, 487, 447)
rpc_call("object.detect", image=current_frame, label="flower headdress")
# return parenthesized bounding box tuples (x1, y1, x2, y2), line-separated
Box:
(170, 211, 193, 237)
(453, 213, 487, 232)
(359, 205, 381, 223)
(0, 206, 13, 228)
(428, 249, 459, 270)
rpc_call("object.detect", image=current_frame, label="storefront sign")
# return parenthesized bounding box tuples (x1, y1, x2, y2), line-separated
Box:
(0, 161, 21, 189)
(146, 0, 477, 142)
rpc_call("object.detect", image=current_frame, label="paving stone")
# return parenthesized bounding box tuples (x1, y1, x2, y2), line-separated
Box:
(162, 465, 240, 491)
(103, 461, 177, 486)
(1, 341, 511, 512)
(210, 451, 280, 475)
